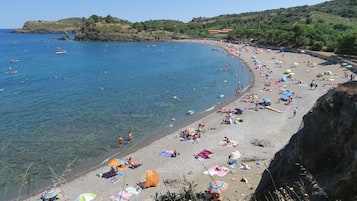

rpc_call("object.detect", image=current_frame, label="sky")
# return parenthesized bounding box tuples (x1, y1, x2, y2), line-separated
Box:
(1, 0, 328, 29)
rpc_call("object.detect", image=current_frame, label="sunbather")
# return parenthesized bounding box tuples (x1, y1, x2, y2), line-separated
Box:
(127, 157, 142, 168)
(97, 166, 117, 178)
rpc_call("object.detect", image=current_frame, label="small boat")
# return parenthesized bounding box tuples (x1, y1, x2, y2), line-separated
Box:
(187, 110, 195, 115)
(9, 59, 20, 63)
(5, 70, 18, 74)
(56, 48, 67, 54)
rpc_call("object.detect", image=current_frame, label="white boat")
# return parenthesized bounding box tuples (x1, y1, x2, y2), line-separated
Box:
(56, 48, 67, 54)
(9, 59, 20, 63)
(5, 70, 18, 74)
(187, 110, 195, 115)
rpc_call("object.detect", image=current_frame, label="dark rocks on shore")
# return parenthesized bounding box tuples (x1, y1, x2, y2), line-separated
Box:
(253, 81, 357, 201)
(58, 35, 71, 40)
(58, 36, 71, 40)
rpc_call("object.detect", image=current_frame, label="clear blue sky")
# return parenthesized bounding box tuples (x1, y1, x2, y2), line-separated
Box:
(1, 0, 328, 29)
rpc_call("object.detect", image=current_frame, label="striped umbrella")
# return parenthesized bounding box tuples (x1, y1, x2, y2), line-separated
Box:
(208, 181, 228, 194)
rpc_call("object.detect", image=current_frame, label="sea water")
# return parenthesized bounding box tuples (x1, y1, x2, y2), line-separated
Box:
(0, 29, 251, 200)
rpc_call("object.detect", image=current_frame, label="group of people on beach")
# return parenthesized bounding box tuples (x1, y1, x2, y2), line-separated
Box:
(177, 123, 209, 143)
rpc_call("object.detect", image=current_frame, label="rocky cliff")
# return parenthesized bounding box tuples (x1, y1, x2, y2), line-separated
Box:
(253, 81, 357, 201)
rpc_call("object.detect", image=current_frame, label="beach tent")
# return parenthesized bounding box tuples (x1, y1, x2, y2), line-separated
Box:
(143, 169, 159, 188)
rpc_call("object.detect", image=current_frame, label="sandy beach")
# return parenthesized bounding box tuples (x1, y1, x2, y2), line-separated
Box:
(23, 40, 353, 201)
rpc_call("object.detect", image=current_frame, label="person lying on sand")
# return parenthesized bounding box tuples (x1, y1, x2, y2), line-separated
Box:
(97, 167, 117, 178)
(126, 157, 142, 168)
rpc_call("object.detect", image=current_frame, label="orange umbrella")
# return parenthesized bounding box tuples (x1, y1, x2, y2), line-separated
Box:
(144, 169, 159, 188)
(108, 158, 127, 171)
(108, 158, 125, 166)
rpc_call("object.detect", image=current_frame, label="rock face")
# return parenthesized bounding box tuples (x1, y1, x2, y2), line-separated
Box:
(253, 81, 357, 201)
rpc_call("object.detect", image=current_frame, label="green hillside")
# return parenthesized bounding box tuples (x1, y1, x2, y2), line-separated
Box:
(12, 0, 357, 55)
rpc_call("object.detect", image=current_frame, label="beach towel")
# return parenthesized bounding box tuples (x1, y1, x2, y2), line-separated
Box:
(128, 163, 142, 169)
(107, 176, 119, 184)
(160, 150, 175, 157)
(125, 186, 140, 195)
(109, 191, 133, 201)
(218, 139, 238, 147)
(117, 170, 126, 176)
(197, 149, 213, 159)
(207, 165, 229, 177)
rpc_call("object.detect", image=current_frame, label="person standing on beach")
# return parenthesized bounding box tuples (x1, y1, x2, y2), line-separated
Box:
(293, 107, 298, 118)
(118, 136, 123, 148)
(127, 130, 133, 143)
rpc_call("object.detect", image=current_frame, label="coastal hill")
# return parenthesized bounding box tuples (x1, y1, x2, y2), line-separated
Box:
(254, 81, 357, 201)
(12, 0, 357, 56)
(12, 17, 83, 34)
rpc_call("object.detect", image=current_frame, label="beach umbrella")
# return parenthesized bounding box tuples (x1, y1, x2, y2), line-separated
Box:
(108, 158, 125, 166)
(75, 193, 96, 201)
(262, 98, 271, 104)
(208, 181, 228, 194)
(41, 187, 61, 200)
(184, 127, 196, 135)
(282, 91, 293, 97)
(230, 150, 241, 160)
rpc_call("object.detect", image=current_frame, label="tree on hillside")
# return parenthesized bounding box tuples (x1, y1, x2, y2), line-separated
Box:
(292, 24, 307, 48)
(88, 15, 99, 23)
(105, 15, 115, 23)
(335, 31, 357, 56)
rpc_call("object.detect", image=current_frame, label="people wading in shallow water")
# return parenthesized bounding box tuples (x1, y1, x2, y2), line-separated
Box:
(127, 130, 133, 143)
(118, 136, 123, 148)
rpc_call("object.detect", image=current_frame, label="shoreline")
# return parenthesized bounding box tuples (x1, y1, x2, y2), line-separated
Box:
(14, 39, 254, 201)
(22, 39, 353, 201)
(57, 39, 256, 191)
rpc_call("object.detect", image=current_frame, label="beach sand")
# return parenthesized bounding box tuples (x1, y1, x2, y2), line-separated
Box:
(23, 40, 353, 201)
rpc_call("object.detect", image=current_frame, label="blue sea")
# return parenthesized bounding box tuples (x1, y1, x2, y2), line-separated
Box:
(0, 29, 251, 200)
